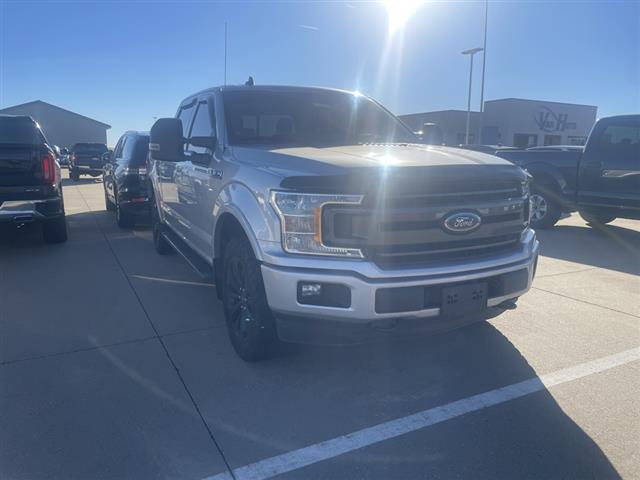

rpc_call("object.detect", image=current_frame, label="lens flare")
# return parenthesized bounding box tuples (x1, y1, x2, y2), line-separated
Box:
(383, 0, 425, 34)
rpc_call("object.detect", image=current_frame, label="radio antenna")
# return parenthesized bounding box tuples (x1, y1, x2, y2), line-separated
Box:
(224, 21, 228, 86)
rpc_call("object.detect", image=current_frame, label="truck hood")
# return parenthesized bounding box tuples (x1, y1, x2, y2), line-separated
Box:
(231, 143, 527, 194)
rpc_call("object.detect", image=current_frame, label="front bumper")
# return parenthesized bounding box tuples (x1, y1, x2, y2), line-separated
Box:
(261, 229, 539, 342)
(0, 198, 64, 224)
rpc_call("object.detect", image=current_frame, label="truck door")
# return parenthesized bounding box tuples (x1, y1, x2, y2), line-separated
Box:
(578, 116, 640, 213)
(158, 101, 196, 238)
(181, 98, 220, 259)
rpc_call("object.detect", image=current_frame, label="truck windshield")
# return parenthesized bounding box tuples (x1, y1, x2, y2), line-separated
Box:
(223, 90, 417, 147)
(73, 143, 108, 154)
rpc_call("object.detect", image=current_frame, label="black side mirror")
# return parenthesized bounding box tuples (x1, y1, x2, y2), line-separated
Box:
(190, 136, 217, 150)
(150, 118, 185, 161)
(101, 151, 112, 163)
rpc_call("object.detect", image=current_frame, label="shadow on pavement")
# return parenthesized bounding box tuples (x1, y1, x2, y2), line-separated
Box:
(537, 223, 640, 275)
(167, 319, 623, 479)
(62, 176, 102, 187)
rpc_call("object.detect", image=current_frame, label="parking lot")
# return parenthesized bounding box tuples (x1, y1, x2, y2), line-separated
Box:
(1, 171, 638, 480)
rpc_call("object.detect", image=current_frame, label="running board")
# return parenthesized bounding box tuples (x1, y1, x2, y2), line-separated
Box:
(160, 229, 214, 283)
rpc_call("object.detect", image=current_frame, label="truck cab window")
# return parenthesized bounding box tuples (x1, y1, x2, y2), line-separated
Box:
(187, 101, 215, 154)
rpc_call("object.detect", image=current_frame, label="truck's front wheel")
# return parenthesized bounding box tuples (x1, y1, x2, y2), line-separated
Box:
(222, 237, 277, 361)
(530, 185, 562, 229)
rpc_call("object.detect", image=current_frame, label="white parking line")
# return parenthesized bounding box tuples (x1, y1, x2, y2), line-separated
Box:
(130, 274, 215, 288)
(205, 347, 640, 480)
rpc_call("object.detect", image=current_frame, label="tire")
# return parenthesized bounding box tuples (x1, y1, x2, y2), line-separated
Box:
(152, 202, 173, 255)
(579, 210, 616, 226)
(43, 216, 68, 243)
(105, 187, 116, 212)
(70, 169, 80, 182)
(116, 197, 136, 229)
(222, 236, 278, 362)
(529, 185, 562, 229)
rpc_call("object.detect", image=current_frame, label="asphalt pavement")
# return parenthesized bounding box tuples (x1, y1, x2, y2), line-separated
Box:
(1, 172, 638, 480)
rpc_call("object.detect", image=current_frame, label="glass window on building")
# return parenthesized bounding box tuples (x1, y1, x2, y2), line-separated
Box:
(568, 136, 587, 145)
(544, 134, 562, 146)
(513, 133, 538, 148)
(456, 132, 475, 145)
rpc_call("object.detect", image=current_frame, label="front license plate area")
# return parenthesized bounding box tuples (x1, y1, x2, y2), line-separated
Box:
(441, 282, 488, 317)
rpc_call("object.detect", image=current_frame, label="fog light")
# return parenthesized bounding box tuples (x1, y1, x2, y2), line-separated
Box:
(297, 282, 351, 308)
(300, 283, 322, 297)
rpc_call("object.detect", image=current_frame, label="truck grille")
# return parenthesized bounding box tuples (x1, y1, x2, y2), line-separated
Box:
(323, 186, 528, 269)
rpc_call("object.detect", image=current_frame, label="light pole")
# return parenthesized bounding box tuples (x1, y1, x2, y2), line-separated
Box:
(462, 47, 483, 145)
(478, 0, 489, 143)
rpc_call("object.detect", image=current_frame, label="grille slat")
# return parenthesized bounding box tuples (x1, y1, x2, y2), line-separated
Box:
(323, 185, 527, 269)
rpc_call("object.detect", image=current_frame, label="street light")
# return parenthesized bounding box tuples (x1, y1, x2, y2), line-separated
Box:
(462, 47, 483, 145)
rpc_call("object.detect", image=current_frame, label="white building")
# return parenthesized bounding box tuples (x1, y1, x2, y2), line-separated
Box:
(400, 98, 598, 148)
(0, 100, 110, 149)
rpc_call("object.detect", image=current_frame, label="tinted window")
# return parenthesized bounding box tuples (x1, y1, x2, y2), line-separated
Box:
(73, 143, 108, 154)
(600, 123, 640, 167)
(189, 102, 215, 138)
(126, 136, 149, 167)
(114, 137, 127, 159)
(0, 117, 45, 144)
(223, 90, 416, 147)
(177, 103, 196, 138)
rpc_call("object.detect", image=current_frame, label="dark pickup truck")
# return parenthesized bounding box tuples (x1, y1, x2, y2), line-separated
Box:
(69, 142, 109, 181)
(0, 115, 67, 243)
(497, 115, 640, 228)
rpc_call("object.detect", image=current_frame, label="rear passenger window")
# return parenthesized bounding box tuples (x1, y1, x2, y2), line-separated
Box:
(114, 137, 127, 160)
(600, 124, 640, 167)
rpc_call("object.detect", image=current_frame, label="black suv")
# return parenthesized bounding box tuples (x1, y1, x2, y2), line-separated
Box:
(0, 115, 67, 243)
(103, 131, 150, 228)
(69, 142, 109, 181)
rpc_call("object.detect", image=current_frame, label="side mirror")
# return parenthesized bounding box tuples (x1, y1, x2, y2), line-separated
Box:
(190, 136, 217, 150)
(53, 145, 61, 156)
(150, 118, 185, 161)
(101, 151, 112, 163)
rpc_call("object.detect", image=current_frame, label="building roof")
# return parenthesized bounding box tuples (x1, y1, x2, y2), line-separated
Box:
(484, 97, 597, 108)
(400, 109, 482, 117)
(0, 100, 111, 129)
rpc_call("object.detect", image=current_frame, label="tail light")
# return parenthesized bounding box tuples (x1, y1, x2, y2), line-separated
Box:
(42, 152, 57, 185)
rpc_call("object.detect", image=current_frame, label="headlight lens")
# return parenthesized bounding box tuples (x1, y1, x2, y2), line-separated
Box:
(270, 191, 364, 257)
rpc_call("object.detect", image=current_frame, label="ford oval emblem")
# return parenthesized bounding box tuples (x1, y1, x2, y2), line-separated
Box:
(442, 211, 482, 234)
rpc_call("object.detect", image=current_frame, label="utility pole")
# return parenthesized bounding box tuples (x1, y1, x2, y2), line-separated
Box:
(478, 0, 489, 143)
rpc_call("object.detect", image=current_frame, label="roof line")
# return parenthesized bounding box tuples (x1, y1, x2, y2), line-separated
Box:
(484, 97, 598, 108)
(0, 100, 111, 128)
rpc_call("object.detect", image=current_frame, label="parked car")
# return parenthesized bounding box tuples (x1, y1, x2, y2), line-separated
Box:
(458, 144, 521, 154)
(57, 147, 70, 167)
(0, 115, 67, 243)
(69, 142, 109, 181)
(103, 131, 150, 228)
(148, 85, 539, 361)
(496, 115, 640, 228)
(526, 145, 585, 152)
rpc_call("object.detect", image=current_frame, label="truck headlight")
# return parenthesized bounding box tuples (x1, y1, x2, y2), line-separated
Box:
(270, 191, 364, 257)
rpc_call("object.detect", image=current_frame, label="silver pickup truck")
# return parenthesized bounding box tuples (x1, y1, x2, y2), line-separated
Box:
(148, 85, 539, 361)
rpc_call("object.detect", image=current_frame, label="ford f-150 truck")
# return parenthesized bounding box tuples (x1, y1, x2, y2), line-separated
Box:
(497, 115, 640, 228)
(148, 85, 539, 361)
(0, 115, 67, 243)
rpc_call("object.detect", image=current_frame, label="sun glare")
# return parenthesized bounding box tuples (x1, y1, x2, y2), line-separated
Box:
(383, 0, 425, 34)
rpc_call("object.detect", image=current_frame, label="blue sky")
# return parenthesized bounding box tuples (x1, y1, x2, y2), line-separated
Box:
(0, 0, 638, 145)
